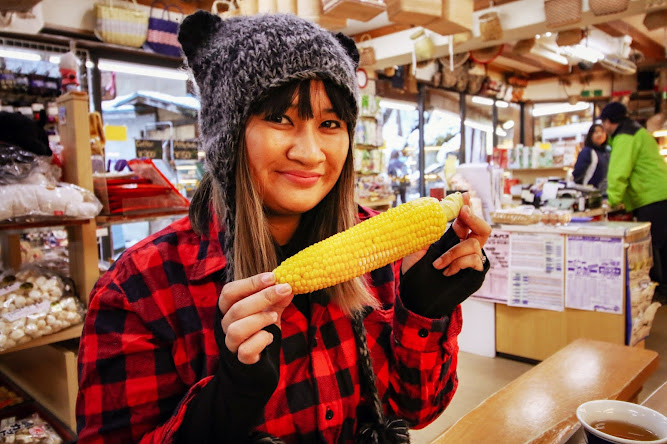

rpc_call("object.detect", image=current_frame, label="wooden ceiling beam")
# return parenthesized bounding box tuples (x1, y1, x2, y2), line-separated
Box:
(501, 45, 570, 76)
(594, 20, 665, 61)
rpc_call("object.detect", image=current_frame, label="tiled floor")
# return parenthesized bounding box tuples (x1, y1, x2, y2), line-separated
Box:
(409, 304, 667, 444)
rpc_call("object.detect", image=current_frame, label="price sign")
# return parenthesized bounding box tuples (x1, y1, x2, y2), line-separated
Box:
(173, 140, 199, 160)
(135, 139, 163, 159)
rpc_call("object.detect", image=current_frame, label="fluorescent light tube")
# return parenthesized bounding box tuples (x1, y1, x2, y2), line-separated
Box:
(532, 102, 590, 117)
(502, 120, 515, 130)
(472, 96, 494, 106)
(0, 48, 41, 62)
(653, 129, 667, 138)
(98, 60, 189, 81)
(496, 100, 509, 108)
(379, 99, 416, 111)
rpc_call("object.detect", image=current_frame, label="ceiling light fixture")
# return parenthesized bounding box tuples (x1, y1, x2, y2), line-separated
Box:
(559, 44, 604, 63)
(532, 102, 590, 117)
(98, 60, 189, 81)
(472, 96, 494, 106)
(0, 48, 41, 62)
(502, 120, 515, 129)
(379, 99, 417, 111)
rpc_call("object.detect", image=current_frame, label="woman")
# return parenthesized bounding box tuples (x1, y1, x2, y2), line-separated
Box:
(573, 123, 610, 194)
(76, 12, 491, 443)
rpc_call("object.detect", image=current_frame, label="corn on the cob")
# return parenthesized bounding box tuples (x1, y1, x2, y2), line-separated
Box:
(273, 192, 464, 294)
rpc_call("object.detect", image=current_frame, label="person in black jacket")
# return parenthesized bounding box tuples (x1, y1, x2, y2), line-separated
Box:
(572, 123, 610, 194)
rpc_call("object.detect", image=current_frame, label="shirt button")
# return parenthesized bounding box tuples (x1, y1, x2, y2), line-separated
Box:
(325, 408, 334, 420)
(418, 328, 429, 338)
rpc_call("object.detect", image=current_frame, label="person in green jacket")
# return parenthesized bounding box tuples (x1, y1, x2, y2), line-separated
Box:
(600, 101, 667, 301)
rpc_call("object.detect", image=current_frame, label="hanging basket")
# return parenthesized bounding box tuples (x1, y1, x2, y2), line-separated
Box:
(322, 0, 385, 22)
(589, 0, 629, 16)
(544, 0, 581, 29)
(512, 37, 535, 55)
(357, 34, 376, 66)
(95, 0, 149, 48)
(556, 28, 583, 46)
(643, 9, 667, 31)
(478, 11, 502, 41)
(470, 44, 503, 64)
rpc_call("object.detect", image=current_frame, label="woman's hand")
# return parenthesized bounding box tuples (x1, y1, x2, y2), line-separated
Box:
(218, 273, 293, 364)
(402, 193, 492, 275)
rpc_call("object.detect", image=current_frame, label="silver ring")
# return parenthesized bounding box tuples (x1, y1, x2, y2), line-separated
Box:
(480, 254, 486, 264)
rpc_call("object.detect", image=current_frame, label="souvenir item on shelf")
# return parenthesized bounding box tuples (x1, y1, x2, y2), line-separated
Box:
(322, 0, 384, 22)
(544, 0, 581, 28)
(146, 1, 184, 57)
(556, 28, 584, 47)
(58, 52, 79, 93)
(0, 268, 85, 352)
(512, 37, 535, 55)
(94, 0, 150, 48)
(0, 2, 44, 35)
(478, 10, 502, 41)
(357, 34, 376, 66)
(0, 412, 65, 443)
(643, 9, 667, 31)
(0, 182, 103, 221)
(212, 0, 239, 18)
(89, 112, 105, 156)
(385, 0, 442, 25)
(424, 0, 473, 36)
(470, 44, 503, 65)
(589, 0, 629, 16)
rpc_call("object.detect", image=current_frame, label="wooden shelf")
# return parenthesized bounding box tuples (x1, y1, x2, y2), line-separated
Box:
(0, 218, 91, 232)
(0, 324, 83, 356)
(96, 208, 189, 226)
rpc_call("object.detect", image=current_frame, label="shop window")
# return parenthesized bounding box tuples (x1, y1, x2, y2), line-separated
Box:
(465, 95, 494, 164)
(533, 101, 594, 144)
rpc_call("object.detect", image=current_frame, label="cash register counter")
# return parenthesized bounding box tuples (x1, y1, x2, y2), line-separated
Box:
(486, 221, 652, 362)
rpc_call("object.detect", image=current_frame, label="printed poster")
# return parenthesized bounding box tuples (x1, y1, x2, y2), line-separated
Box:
(472, 230, 510, 304)
(565, 236, 624, 313)
(508, 232, 565, 311)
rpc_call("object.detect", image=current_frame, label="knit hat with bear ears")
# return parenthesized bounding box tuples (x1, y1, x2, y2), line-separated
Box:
(177, 11, 360, 274)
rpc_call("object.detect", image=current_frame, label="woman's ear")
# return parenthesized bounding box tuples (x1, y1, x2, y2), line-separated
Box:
(333, 32, 360, 69)
(178, 10, 223, 66)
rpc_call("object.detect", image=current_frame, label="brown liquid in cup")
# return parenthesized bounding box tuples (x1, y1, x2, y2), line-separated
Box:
(591, 419, 660, 441)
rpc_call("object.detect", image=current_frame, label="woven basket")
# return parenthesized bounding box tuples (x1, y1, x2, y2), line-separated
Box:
(95, 0, 149, 48)
(556, 28, 583, 46)
(589, 0, 629, 16)
(512, 37, 535, 55)
(544, 0, 581, 29)
(643, 9, 667, 31)
(479, 11, 502, 41)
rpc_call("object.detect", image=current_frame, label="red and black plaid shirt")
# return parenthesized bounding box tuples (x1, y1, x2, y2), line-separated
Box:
(76, 210, 462, 443)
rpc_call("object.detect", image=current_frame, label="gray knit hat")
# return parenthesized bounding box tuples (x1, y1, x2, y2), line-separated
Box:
(178, 12, 360, 271)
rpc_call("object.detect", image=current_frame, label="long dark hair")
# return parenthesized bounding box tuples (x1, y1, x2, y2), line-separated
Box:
(584, 123, 607, 149)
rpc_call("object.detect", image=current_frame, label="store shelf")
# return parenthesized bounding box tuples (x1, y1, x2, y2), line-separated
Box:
(354, 143, 382, 150)
(0, 324, 83, 356)
(508, 167, 569, 173)
(0, 218, 91, 232)
(96, 208, 189, 226)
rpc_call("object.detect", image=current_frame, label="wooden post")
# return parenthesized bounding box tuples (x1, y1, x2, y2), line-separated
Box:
(56, 92, 99, 304)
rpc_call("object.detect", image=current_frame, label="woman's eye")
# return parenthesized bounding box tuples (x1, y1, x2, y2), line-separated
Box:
(322, 120, 342, 129)
(265, 114, 289, 124)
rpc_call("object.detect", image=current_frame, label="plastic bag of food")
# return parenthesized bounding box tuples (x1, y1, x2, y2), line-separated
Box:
(0, 144, 59, 186)
(0, 268, 85, 352)
(0, 182, 102, 222)
(0, 413, 63, 443)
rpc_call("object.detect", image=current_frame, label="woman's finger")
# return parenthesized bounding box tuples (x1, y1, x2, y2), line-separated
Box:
(451, 205, 472, 240)
(236, 329, 275, 365)
(432, 238, 481, 270)
(221, 283, 292, 332)
(442, 253, 485, 277)
(457, 205, 492, 248)
(219, 272, 277, 314)
(224, 311, 279, 353)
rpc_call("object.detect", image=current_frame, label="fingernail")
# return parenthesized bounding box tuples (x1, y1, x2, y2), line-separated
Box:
(276, 283, 291, 295)
(432, 258, 442, 269)
(261, 273, 275, 284)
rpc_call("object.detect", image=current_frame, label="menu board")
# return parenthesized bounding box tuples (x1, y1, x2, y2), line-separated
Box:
(472, 230, 510, 304)
(565, 236, 624, 313)
(508, 232, 565, 311)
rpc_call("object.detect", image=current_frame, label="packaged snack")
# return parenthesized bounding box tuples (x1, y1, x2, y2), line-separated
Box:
(0, 413, 62, 443)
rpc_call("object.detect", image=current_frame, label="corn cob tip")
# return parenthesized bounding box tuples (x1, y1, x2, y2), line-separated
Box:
(439, 191, 464, 221)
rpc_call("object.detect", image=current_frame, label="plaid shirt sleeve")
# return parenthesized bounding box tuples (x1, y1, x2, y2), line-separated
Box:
(76, 236, 220, 444)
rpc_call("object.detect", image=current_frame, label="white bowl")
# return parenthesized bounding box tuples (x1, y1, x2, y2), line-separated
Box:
(576, 400, 667, 444)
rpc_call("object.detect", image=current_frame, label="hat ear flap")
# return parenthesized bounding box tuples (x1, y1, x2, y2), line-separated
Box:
(333, 32, 360, 69)
(178, 10, 223, 66)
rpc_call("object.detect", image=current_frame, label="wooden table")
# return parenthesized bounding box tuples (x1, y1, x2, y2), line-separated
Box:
(432, 339, 659, 444)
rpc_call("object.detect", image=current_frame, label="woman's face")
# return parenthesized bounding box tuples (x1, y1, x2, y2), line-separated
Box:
(245, 80, 349, 216)
(592, 126, 607, 146)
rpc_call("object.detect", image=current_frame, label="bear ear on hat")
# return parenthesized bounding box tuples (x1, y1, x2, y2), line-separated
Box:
(333, 32, 360, 69)
(178, 10, 222, 65)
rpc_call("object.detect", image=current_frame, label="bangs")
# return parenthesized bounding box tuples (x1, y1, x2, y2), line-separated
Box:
(249, 78, 356, 129)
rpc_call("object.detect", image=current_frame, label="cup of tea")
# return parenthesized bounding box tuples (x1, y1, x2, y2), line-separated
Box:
(576, 400, 667, 443)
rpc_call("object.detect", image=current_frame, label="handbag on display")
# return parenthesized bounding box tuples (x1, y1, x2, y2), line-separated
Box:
(95, 0, 149, 48)
(146, 0, 184, 57)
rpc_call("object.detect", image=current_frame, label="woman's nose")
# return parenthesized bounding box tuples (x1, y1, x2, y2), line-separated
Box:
(287, 124, 326, 165)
